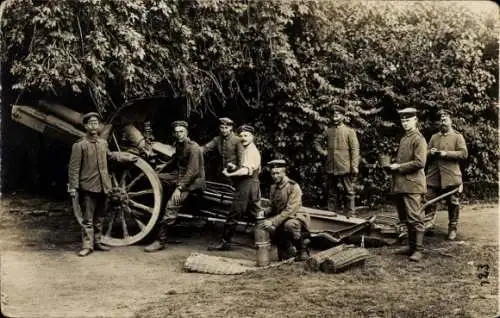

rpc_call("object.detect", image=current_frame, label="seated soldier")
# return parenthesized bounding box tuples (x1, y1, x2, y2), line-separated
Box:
(144, 120, 205, 252)
(260, 159, 311, 261)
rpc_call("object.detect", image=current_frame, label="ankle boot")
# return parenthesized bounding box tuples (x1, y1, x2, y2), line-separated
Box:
(144, 223, 167, 252)
(409, 230, 424, 262)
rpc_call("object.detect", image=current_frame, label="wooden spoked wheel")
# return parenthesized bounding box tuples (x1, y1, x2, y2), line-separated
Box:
(101, 157, 163, 246)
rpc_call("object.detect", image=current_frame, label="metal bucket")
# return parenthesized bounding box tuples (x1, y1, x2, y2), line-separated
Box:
(254, 212, 271, 267)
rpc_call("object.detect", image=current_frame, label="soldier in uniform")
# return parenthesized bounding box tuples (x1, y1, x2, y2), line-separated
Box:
(387, 108, 427, 262)
(425, 110, 468, 240)
(260, 159, 311, 261)
(208, 124, 262, 251)
(145, 120, 205, 252)
(68, 112, 136, 257)
(201, 117, 244, 183)
(313, 105, 360, 217)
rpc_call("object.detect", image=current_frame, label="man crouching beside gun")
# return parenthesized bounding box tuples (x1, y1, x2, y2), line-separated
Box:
(259, 159, 311, 261)
(68, 112, 137, 257)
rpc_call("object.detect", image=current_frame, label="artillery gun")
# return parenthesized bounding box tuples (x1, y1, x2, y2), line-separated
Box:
(11, 98, 423, 248)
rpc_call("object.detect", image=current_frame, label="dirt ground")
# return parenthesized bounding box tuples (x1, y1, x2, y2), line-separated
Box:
(0, 194, 498, 318)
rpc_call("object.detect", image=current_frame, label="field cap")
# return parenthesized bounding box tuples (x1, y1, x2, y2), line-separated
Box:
(267, 159, 288, 168)
(397, 107, 417, 119)
(219, 117, 234, 126)
(238, 124, 255, 134)
(82, 112, 101, 124)
(171, 120, 189, 129)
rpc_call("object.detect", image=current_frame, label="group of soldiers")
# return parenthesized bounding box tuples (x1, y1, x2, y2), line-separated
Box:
(68, 105, 467, 263)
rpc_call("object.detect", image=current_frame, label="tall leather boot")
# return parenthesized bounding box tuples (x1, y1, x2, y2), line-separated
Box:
(346, 195, 356, 218)
(144, 222, 167, 252)
(448, 205, 459, 240)
(293, 233, 311, 262)
(409, 230, 424, 262)
(395, 227, 414, 255)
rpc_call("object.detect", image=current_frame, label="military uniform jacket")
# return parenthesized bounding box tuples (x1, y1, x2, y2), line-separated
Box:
(68, 135, 114, 194)
(426, 129, 468, 188)
(267, 176, 310, 228)
(203, 133, 244, 169)
(314, 124, 360, 175)
(391, 129, 427, 194)
(167, 138, 205, 192)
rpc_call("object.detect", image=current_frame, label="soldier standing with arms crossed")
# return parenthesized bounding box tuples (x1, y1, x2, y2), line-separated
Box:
(313, 105, 360, 217)
(425, 110, 468, 240)
(209, 124, 262, 251)
(145, 120, 205, 252)
(387, 108, 427, 262)
(201, 117, 244, 184)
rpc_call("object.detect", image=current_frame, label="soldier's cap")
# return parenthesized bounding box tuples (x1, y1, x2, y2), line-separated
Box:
(267, 159, 288, 169)
(82, 112, 101, 124)
(397, 107, 418, 119)
(332, 105, 346, 114)
(437, 109, 452, 119)
(171, 120, 189, 129)
(237, 124, 255, 134)
(218, 117, 234, 126)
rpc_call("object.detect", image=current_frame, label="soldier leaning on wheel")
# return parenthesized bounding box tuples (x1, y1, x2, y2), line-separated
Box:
(313, 105, 360, 217)
(201, 117, 244, 184)
(208, 124, 262, 251)
(425, 110, 468, 241)
(259, 159, 311, 261)
(145, 120, 205, 252)
(68, 112, 137, 257)
(386, 108, 427, 262)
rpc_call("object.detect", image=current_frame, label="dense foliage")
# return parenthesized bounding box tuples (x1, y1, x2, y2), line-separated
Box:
(2, 0, 498, 204)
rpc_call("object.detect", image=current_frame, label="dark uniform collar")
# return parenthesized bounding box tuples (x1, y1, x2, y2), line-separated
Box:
(85, 134, 99, 143)
(175, 137, 190, 147)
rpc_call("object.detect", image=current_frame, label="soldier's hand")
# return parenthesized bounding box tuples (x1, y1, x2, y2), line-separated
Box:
(68, 189, 77, 197)
(388, 163, 400, 171)
(438, 150, 447, 157)
(321, 150, 328, 157)
(262, 219, 276, 232)
(430, 148, 438, 156)
(351, 168, 359, 175)
(222, 168, 230, 177)
(171, 188, 182, 206)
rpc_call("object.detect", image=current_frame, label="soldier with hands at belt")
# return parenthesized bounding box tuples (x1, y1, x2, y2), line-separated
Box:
(313, 105, 360, 217)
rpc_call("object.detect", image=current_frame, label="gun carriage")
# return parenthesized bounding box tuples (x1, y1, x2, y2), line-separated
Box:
(11, 98, 448, 248)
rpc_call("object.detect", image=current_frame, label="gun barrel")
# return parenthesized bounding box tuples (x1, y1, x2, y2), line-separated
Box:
(39, 100, 85, 127)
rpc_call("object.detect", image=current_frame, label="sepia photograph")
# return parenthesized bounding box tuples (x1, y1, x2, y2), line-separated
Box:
(0, 0, 498, 317)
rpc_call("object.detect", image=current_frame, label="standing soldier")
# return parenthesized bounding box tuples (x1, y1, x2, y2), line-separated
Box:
(145, 120, 205, 252)
(208, 124, 262, 251)
(426, 110, 468, 240)
(260, 159, 311, 261)
(313, 105, 360, 217)
(387, 108, 427, 262)
(68, 112, 136, 257)
(201, 117, 244, 183)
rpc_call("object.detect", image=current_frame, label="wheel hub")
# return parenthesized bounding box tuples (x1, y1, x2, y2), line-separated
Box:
(109, 187, 129, 209)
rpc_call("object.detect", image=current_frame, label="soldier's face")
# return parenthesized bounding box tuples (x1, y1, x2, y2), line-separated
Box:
(400, 116, 417, 131)
(270, 168, 286, 183)
(174, 126, 188, 142)
(240, 131, 253, 146)
(440, 116, 452, 132)
(333, 112, 344, 124)
(85, 117, 100, 135)
(219, 124, 232, 137)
